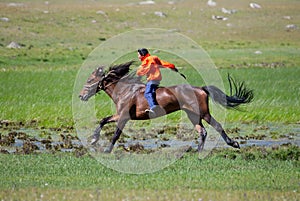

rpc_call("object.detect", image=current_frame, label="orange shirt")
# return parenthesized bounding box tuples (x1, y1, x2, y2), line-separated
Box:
(136, 54, 175, 81)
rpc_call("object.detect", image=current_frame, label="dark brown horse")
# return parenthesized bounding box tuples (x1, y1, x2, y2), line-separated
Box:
(79, 61, 253, 153)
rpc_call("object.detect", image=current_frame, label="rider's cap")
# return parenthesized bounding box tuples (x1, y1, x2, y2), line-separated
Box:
(138, 48, 149, 56)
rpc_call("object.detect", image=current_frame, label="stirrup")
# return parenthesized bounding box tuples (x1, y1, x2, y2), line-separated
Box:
(145, 108, 157, 119)
(145, 108, 155, 114)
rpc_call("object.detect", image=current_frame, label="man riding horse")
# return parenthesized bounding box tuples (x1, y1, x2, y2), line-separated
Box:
(79, 55, 253, 153)
(136, 48, 178, 116)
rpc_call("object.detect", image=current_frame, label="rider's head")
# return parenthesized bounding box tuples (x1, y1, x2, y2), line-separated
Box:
(138, 48, 149, 56)
(138, 48, 149, 61)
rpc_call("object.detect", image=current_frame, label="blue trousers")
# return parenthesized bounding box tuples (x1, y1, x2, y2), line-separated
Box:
(145, 81, 159, 109)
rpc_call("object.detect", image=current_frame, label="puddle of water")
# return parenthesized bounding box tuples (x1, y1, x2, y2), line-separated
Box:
(0, 127, 83, 154)
(225, 122, 300, 140)
(0, 123, 299, 154)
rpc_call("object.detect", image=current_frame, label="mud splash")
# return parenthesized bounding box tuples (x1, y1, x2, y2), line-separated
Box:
(0, 120, 86, 156)
(0, 120, 299, 155)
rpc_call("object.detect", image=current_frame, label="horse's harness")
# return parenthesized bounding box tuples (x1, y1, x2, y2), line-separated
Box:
(98, 72, 120, 92)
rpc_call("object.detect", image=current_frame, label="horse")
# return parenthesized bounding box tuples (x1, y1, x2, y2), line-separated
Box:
(79, 61, 253, 153)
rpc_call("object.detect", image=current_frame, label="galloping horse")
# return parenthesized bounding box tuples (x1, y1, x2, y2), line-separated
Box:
(79, 61, 253, 153)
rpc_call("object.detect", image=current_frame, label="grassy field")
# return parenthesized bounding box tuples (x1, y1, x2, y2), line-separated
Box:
(0, 0, 299, 200)
(1, 60, 299, 127)
(0, 146, 299, 200)
(0, 0, 299, 127)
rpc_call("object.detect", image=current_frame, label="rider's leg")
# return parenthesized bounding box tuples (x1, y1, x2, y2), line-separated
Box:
(144, 81, 159, 110)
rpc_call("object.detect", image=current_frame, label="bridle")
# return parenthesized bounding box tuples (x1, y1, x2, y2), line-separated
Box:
(98, 72, 119, 92)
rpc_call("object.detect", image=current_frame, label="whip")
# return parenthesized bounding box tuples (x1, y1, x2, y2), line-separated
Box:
(173, 68, 186, 79)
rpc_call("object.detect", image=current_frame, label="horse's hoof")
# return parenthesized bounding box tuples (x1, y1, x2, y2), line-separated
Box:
(198, 143, 204, 152)
(232, 141, 240, 149)
(103, 148, 111, 153)
(90, 138, 99, 145)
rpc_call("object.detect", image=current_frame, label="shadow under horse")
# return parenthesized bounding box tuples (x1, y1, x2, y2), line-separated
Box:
(79, 61, 253, 153)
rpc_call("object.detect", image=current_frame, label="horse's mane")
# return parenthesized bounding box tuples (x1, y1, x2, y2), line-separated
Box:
(107, 60, 144, 85)
(108, 61, 134, 78)
(105, 61, 145, 99)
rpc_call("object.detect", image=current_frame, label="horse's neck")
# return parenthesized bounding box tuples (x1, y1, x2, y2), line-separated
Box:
(103, 84, 116, 101)
(105, 82, 145, 103)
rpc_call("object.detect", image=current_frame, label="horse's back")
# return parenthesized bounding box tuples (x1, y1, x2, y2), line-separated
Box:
(159, 84, 208, 114)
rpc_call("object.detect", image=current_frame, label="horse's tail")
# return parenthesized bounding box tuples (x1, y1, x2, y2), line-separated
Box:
(202, 74, 253, 109)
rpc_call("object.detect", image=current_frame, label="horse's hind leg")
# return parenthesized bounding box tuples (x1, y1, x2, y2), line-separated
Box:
(204, 114, 240, 149)
(195, 123, 207, 152)
(185, 111, 207, 151)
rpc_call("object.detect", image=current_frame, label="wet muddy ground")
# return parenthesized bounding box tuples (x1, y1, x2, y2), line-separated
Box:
(0, 120, 299, 155)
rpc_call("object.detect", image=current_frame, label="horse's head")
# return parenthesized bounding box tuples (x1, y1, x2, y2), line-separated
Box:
(79, 61, 136, 101)
(79, 66, 105, 101)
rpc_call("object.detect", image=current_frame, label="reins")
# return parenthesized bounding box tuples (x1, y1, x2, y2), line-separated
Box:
(100, 79, 119, 91)
(98, 71, 121, 91)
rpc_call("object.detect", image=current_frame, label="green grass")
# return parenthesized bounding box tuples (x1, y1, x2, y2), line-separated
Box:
(0, 0, 299, 127)
(1, 189, 298, 201)
(0, 146, 299, 200)
(0, 148, 299, 189)
(220, 67, 300, 123)
(0, 1, 299, 200)
(0, 70, 76, 127)
(209, 46, 300, 69)
(0, 66, 299, 127)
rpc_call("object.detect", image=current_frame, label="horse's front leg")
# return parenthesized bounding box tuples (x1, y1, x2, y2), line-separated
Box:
(91, 115, 119, 145)
(104, 119, 128, 153)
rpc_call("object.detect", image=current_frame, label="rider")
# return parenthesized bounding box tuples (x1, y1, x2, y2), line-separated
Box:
(136, 48, 178, 115)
